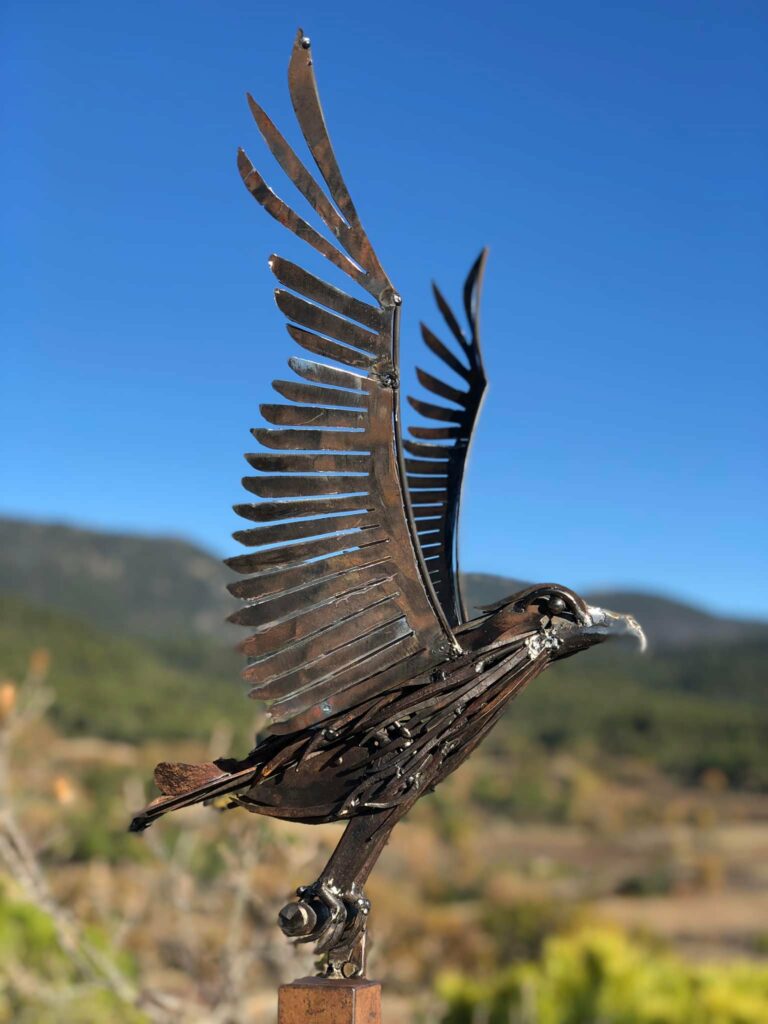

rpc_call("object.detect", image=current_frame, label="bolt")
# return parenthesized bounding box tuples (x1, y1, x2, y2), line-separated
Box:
(300, 36, 311, 49)
(278, 901, 317, 937)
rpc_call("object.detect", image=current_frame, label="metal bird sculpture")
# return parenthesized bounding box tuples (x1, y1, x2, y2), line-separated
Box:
(131, 29, 646, 979)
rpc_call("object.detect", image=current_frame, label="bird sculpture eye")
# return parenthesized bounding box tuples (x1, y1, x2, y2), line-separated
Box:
(547, 595, 567, 614)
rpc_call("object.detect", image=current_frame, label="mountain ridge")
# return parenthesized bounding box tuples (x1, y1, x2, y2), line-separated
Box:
(0, 517, 765, 789)
(1, 516, 765, 651)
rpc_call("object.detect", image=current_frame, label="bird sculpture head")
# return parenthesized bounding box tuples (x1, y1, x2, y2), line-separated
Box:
(475, 584, 647, 660)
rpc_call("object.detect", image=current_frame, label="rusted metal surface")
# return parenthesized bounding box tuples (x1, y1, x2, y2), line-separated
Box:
(278, 977, 381, 1024)
(131, 27, 646, 982)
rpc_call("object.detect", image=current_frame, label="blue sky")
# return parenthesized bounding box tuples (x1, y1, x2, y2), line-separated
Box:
(2, 1, 766, 617)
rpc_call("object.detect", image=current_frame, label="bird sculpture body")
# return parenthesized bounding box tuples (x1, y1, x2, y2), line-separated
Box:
(131, 29, 645, 979)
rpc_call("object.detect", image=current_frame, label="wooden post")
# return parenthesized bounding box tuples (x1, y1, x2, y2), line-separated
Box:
(278, 977, 381, 1024)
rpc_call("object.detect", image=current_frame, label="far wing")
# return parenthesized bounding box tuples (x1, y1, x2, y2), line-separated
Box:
(226, 30, 457, 734)
(405, 252, 489, 627)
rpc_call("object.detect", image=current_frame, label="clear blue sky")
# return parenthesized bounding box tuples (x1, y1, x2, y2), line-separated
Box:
(2, 1, 766, 617)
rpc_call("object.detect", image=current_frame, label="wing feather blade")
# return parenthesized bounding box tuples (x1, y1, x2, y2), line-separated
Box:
(231, 560, 397, 625)
(252, 427, 369, 451)
(226, 528, 387, 575)
(266, 632, 425, 729)
(403, 440, 453, 459)
(232, 495, 370, 523)
(259, 403, 366, 428)
(236, 578, 399, 646)
(286, 30, 390, 293)
(244, 592, 402, 689)
(271, 257, 385, 331)
(231, 512, 373, 548)
(432, 282, 469, 350)
(420, 324, 471, 381)
(244, 453, 369, 473)
(409, 426, 463, 440)
(288, 356, 370, 391)
(276, 291, 381, 353)
(408, 490, 449, 505)
(237, 148, 368, 289)
(271, 380, 368, 408)
(407, 475, 449, 490)
(407, 398, 464, 423)
(227, 547, 391, 602)
(256, 617, 412, 703)
(404, 458, 450, 475)
(242, 475, 369, 498)
(246, 95, 349, 245)
(288, 325, 376, 370)
(415, 368, 467, 406)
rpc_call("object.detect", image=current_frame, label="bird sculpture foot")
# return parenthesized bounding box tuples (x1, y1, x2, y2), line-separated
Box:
(278, 879, 370, 978)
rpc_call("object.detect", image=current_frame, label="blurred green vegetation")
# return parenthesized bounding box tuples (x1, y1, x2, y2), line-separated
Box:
(0, 880, 147, 1024)
(438, 926, 768, 1024)
(494, 652, 768, 792)
(0, 596, 250, 747)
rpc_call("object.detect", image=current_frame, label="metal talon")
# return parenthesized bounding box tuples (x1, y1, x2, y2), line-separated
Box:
(312, 885, 347, 952)
(281, 879, 371, 976)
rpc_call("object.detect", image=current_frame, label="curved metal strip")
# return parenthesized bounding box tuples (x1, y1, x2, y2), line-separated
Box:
(405, 250, 489, 627)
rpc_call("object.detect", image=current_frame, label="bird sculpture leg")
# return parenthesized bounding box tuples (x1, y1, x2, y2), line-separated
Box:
(277, 807, 401, 978)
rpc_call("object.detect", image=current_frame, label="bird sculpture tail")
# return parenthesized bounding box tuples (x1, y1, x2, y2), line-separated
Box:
(129, 760, 259, 832)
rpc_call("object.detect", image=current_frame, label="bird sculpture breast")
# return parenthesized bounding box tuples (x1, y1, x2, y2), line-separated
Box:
(131, 28, 645, 980)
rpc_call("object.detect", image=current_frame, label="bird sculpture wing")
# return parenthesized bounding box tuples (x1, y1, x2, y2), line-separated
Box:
(228, 30, 461, 734)
(405, 253, 488, 627)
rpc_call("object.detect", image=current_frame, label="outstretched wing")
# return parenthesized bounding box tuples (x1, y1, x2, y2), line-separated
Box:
(227, 29, 457, 734)
(405, 252, 489, 627)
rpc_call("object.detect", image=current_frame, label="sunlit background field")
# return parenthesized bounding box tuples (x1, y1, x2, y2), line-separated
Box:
(2, 1, 767, 1021)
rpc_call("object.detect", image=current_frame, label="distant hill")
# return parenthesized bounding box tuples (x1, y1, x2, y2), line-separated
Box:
(1, 517, 764, 653)
(0, 517, 236, 642)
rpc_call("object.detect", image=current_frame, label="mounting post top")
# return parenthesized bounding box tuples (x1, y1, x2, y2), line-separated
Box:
(278, 977, 382, 1024)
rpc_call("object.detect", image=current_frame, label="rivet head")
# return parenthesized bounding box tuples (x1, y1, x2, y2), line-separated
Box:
(300, 36, 311, 49)
(393, 293, 402, 306)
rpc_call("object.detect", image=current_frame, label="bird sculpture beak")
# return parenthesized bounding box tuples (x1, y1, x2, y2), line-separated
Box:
(582, 605, 647, 652)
